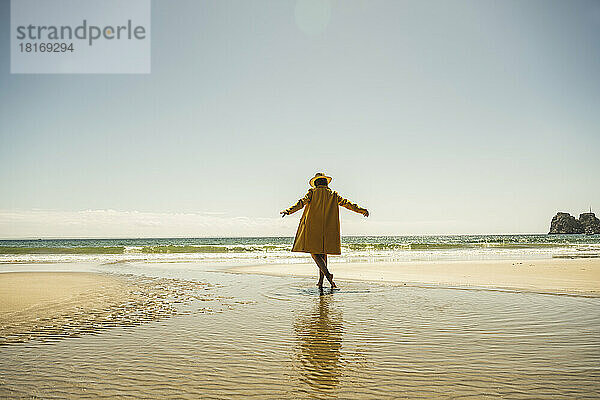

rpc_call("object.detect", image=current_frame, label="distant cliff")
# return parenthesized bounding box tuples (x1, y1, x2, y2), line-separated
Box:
(549, 212, 600, 234)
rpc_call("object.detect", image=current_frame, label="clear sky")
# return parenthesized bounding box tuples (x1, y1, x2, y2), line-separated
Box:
(1, 0, 599, 238)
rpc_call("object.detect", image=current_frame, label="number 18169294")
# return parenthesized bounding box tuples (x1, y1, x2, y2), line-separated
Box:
(19, 43, 74, 52)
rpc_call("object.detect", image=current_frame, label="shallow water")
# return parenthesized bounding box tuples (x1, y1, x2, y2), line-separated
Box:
(1, 263, 599, 399)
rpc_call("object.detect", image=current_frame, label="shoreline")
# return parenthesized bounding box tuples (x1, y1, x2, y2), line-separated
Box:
(226, 258, 600, 297)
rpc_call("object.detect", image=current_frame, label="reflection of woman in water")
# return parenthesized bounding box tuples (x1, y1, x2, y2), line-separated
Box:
(294, 294, 343, 392)
(281, 173, 369, 289)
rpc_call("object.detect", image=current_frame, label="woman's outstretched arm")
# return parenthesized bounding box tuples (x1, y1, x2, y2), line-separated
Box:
(280, 190, 313, 217)
(337, 193, 369, 217)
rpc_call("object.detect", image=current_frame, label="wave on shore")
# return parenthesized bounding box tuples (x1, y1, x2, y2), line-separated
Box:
(1, 235, 599, 264)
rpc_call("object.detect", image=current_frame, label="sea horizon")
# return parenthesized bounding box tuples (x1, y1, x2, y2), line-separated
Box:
(0, 232, 593, 240)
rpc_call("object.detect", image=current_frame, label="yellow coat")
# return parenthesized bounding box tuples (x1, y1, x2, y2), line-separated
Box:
(284, 186, 367, 255)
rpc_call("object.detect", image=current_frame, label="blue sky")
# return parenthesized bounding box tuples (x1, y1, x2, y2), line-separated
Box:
(1, 0, 599, 238)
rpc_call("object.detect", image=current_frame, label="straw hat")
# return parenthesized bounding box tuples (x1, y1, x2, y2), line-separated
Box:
(309, 172, 332, 187)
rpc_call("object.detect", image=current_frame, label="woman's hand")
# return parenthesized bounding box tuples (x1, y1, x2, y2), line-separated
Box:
(280, 211, 288, 218)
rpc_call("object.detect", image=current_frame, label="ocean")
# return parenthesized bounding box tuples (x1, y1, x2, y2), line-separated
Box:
(1, 234, 599, 265)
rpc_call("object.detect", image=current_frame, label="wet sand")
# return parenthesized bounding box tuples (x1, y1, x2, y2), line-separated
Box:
(0, 272, 132, 314)
(1, 268, 599, 399)
(228, 258, 600, 296)
(0, 271, 220, 345)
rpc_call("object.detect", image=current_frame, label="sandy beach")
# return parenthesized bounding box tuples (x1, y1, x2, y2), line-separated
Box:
(0, 272, 137, 344)
(0, 272, 131, 315)
(0, 271, 218, 346)
(228, 257, 600, 296)
(1, 262, 600, 398)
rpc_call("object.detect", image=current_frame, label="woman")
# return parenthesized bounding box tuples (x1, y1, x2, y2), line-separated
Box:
(281, 173, 369, 289)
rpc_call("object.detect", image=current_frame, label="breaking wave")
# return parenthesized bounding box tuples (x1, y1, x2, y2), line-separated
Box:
(0, 235, 598, 263)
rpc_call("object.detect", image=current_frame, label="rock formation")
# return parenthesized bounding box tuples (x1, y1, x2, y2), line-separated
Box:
(549, 212, 583, 234)
(549, 211, 600, 234)
(579, 213, 600, 234)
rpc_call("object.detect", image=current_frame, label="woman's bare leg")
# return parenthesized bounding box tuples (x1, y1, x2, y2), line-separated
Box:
(311, 254, 336, 288)
(322, 254, 336, 288)
(312, 254, 326, 287)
